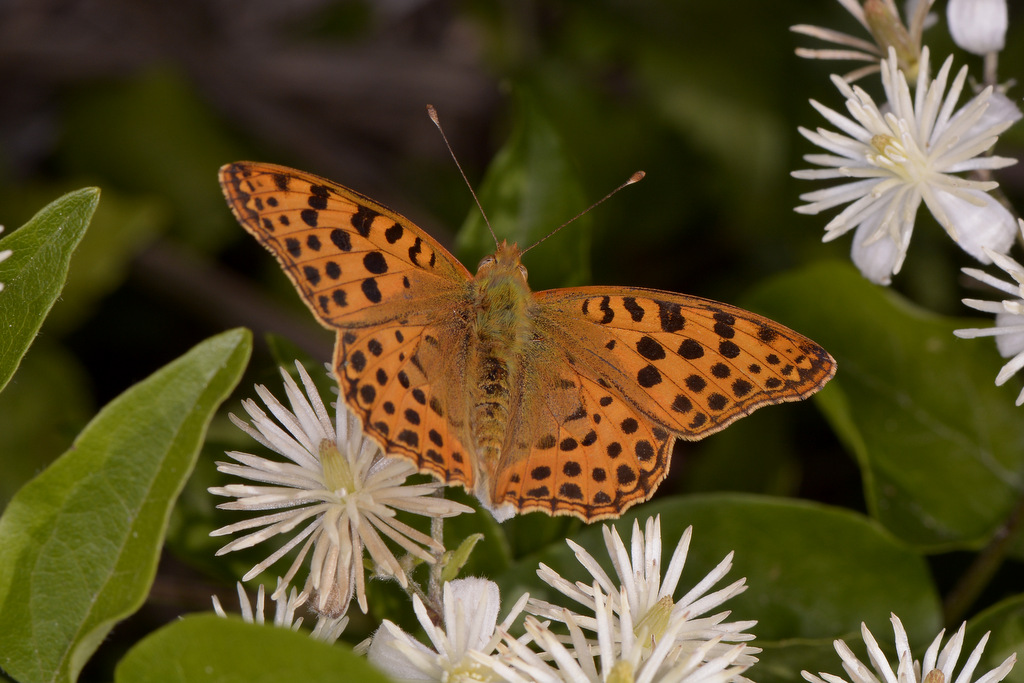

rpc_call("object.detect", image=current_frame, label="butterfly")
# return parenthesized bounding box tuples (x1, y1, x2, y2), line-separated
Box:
(220, 161, 836, 522)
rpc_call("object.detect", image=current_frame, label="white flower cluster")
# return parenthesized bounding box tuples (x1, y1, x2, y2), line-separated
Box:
(367, 517, 757, 683)
(792, 0, 1024, 402)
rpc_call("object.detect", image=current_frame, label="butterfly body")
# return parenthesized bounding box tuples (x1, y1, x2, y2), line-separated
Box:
(220, 161, 836, 522)
(463, 240, 533, 501)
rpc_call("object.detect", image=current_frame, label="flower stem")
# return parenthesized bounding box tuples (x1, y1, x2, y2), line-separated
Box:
(427, 490, 445, 622)
(983, 51, 999, 88)
(943, 492, 1024, 625)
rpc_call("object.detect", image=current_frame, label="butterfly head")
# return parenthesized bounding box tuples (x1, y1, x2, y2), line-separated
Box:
(477, 240, 528, 285)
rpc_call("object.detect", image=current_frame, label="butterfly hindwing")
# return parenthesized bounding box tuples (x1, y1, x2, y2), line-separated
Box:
(493, 355, 674, 521)
(335, 321, 476, 489)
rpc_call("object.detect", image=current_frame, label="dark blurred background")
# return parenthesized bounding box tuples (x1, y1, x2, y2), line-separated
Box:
(1, 0, 1022, 675)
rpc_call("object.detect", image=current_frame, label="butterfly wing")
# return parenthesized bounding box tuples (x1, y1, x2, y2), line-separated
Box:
(219, 162, 478, 488)
(492, 349, 679, 521)
(490, 286, 836, 521)
(220, 162, 472, 326)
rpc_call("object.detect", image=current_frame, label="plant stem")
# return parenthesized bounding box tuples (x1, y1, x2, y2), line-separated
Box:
(983, 51, 998, 88)
(427, 491, 446, 623)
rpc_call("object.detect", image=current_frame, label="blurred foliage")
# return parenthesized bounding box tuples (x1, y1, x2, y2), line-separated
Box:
(1, 1, 1024, 682)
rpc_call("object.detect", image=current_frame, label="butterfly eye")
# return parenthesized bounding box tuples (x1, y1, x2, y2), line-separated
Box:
(518, 264, 528, 281)
(478, 255, 495, 270)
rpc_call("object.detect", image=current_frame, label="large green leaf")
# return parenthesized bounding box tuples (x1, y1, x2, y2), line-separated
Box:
(0, 188, 98, 394)
(744, 261, 1024, 552)
(499, 494, 940, 683)
(455, 92, 590, 290)
(115, 615, 394, 683)
(0, 329, 251, 683)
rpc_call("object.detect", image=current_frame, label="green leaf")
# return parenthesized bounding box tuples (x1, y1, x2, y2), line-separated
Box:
(0, 329, 251, 683)
(455, 92, 590, 290)
(744, 261, 1024, 552)
(115, 615, 394, 683)
(0, 185, 165, 335)
(0, 188, 98, 394)
(498, 494, 940, 683)
(441, 533, 485, 583)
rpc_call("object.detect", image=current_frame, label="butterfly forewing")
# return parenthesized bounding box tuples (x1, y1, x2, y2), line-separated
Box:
(219, 162, 471, 329)
(534, 288, 836, 438)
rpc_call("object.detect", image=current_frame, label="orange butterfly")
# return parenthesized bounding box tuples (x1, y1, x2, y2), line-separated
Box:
(220, 161, 835, 522)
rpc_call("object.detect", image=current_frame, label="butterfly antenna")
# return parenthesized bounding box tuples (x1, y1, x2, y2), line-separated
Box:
(521, 170, 645, 256)
(427, 104, 499, 247)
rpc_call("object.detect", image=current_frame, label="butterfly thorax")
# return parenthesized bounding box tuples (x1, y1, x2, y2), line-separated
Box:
(468, 241, 534, 490)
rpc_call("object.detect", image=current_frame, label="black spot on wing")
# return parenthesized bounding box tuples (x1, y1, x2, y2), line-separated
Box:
(622, 297, 644, 322)
(658, 301, 685, 332)
(351, 205, 378, 237)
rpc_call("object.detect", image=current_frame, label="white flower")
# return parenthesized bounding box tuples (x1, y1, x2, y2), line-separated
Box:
(794, 47, 1019, 284)
(211, 579, 349, 643)
(802, 613, 1016, 683)
(791, 0, 933, 83)
(490, 582, 751, 683)
(0, 225, 11, 292)
(209, 362, 472, 616)
(947, 0, 1006, 55)
(212, 579, 307, 630)
(367, 577, 529, 682)
(955, 223, 1024, 405)
(529, 516, 758, 668)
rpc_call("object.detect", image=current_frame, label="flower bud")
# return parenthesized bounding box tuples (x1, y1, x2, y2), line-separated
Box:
(864, 0, 920, 79)
(947, 0, 1007, 54)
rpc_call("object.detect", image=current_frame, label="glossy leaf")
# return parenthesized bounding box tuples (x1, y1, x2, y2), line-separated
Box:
(115, 615, 393, 683)
(0, 329, 251, 683)
(745, 261, 1024, 552)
